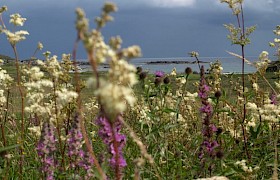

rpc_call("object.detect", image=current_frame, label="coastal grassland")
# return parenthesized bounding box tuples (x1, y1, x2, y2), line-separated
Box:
(1, 62, 280, 179)
(2, 1, 280, 179)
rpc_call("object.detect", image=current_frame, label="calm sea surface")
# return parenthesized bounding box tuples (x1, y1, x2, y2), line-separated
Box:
(130, 57, 258, 74)
(79, 56, 270, 74)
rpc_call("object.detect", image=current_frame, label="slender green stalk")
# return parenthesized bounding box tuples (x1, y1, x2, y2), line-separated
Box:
(52, 78, 66, 171)
(72, 36, 107, 179)
(11, 45, 25, 178)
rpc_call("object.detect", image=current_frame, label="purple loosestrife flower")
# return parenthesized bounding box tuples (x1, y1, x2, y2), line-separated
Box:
(96, 115, 127, 175)
(271, 91, 277, 105)
(67, 114, 94, 178)
(198, 66, 219, 160)
(37, 122, 57, 180)
(155, 70, 164, 77)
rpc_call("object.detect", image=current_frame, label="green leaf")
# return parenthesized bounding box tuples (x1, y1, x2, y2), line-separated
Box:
(0, 144, 20, 153)
(222, 167, 237, 176)
(162, 108, 177, 114)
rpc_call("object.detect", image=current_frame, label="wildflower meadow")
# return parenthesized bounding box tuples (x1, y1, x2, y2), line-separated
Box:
(1, 0, 280, 179)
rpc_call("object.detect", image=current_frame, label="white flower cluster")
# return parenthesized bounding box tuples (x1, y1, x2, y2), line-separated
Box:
(184, 92, 198, 102)
(9, 13, 26, 26)
(235, 160, 259, 173)
(37, 42, 43, 50)
(38, 55, 63, 79)
(170, 68, 177, 76)
(121, 45, 141, 59)
(1, 30, 29, 45)
(188, 51, 199, 57)
(28, 126, 41, 137)
(220, 0, 243, 15)
(0, 6, 7, 14)
(0, 66, 13, 107)
(56, 88, 78, 109)
(0, 12, 29, 45)
(75, 5, 139, 118)
(139, 107, 151, 123)
(208, 60, 223, 91)
(24, 62, 78, 122)
(196, 176, 228, 180)
(60, 53, 75, 81)
(108, 58, 137, 85)
(84, 98, 99, 115)
(97, 56, 137, 117)
(246, 96, 280, 124)
(95, 38, 111, 64)
(256, 51, 270, 71)
(23, 66, 44, 81)
(96, 80, 136, 117)
(176, 77, 186, 85)
(24, 66, 53, 116)
(252, 82, 259, 92)
(273, 25, 280, 36)
(0, 90, 6, 106)
(0, 67, 13, 88)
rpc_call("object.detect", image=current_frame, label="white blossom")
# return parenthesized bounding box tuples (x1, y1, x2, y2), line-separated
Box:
(9, 13, 26, 26)
(2, 30, 29, 45)
(56, 88, 78, 108)
(37, 42, 43, 50)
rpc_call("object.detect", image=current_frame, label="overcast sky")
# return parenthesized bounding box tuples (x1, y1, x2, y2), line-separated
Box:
(1, 0, 280, 60)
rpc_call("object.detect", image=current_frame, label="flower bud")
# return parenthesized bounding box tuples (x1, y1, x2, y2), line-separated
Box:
(215, 91, 222, 98)
(154, 77, 162, 86)
(216, 151, 224, 159)
(139, 72, 147, 80)
(136, 66, 142, 74)
(216, 127, 223, 135)
(163, 77, 170, 84)
(185, 67, 192, 75)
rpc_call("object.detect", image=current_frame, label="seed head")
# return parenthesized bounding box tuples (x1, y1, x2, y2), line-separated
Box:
(154, 77, 162, 86)
(139, 72, 147, 80)
(185, 67, 192, 75)
(163, 77, 170, 84)
(215, 90, 222, 98)
(136, 66, 142, 74)
(216, 127, 223, 135)
(216, 151, 224, 159)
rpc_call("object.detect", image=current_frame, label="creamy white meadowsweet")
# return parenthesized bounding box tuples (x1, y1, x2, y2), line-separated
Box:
(246, 102, 258, 110)
(75, 5, 141, 118)
(0, 6, 7, 14)
(9, 13, 26, 26)
(170, 67, 177, 76)
(2, 30, 29, 45)
(24, 56, 79, 126)
(234, 160, 259, 173)
(37, 42, 43, 50)
(274, 38, 280, 43)
(255, 51, 270, 75)
(56, 88, 78, 109)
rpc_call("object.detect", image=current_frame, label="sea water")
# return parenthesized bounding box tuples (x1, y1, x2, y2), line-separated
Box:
(81, 56, 264, 74)
(129, 57, 258, 74)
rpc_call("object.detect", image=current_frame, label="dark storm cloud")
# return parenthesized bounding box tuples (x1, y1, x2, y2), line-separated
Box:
(0, 0, 279, 59)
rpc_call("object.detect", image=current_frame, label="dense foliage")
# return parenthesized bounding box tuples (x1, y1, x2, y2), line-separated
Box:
(1, 1, 280, 179)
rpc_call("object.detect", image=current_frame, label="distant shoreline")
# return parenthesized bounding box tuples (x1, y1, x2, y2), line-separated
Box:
(146, 60, 208, 65)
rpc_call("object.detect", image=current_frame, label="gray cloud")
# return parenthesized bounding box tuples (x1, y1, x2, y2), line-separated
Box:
(0, 0, 279, 60)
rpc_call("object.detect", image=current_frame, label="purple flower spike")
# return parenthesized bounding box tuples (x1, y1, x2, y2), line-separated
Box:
(37, 122, 57, 180)
(198, 66, 219, 161)
(67, 114, 94, 178)
(155, 70, 164, 77)
(96, 115, 127, 177)
(210, 124, 218, 132)
(271, 92, 277, 105)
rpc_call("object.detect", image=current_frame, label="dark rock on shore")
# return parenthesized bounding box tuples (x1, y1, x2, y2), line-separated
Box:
(147, 60, 208, 64)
